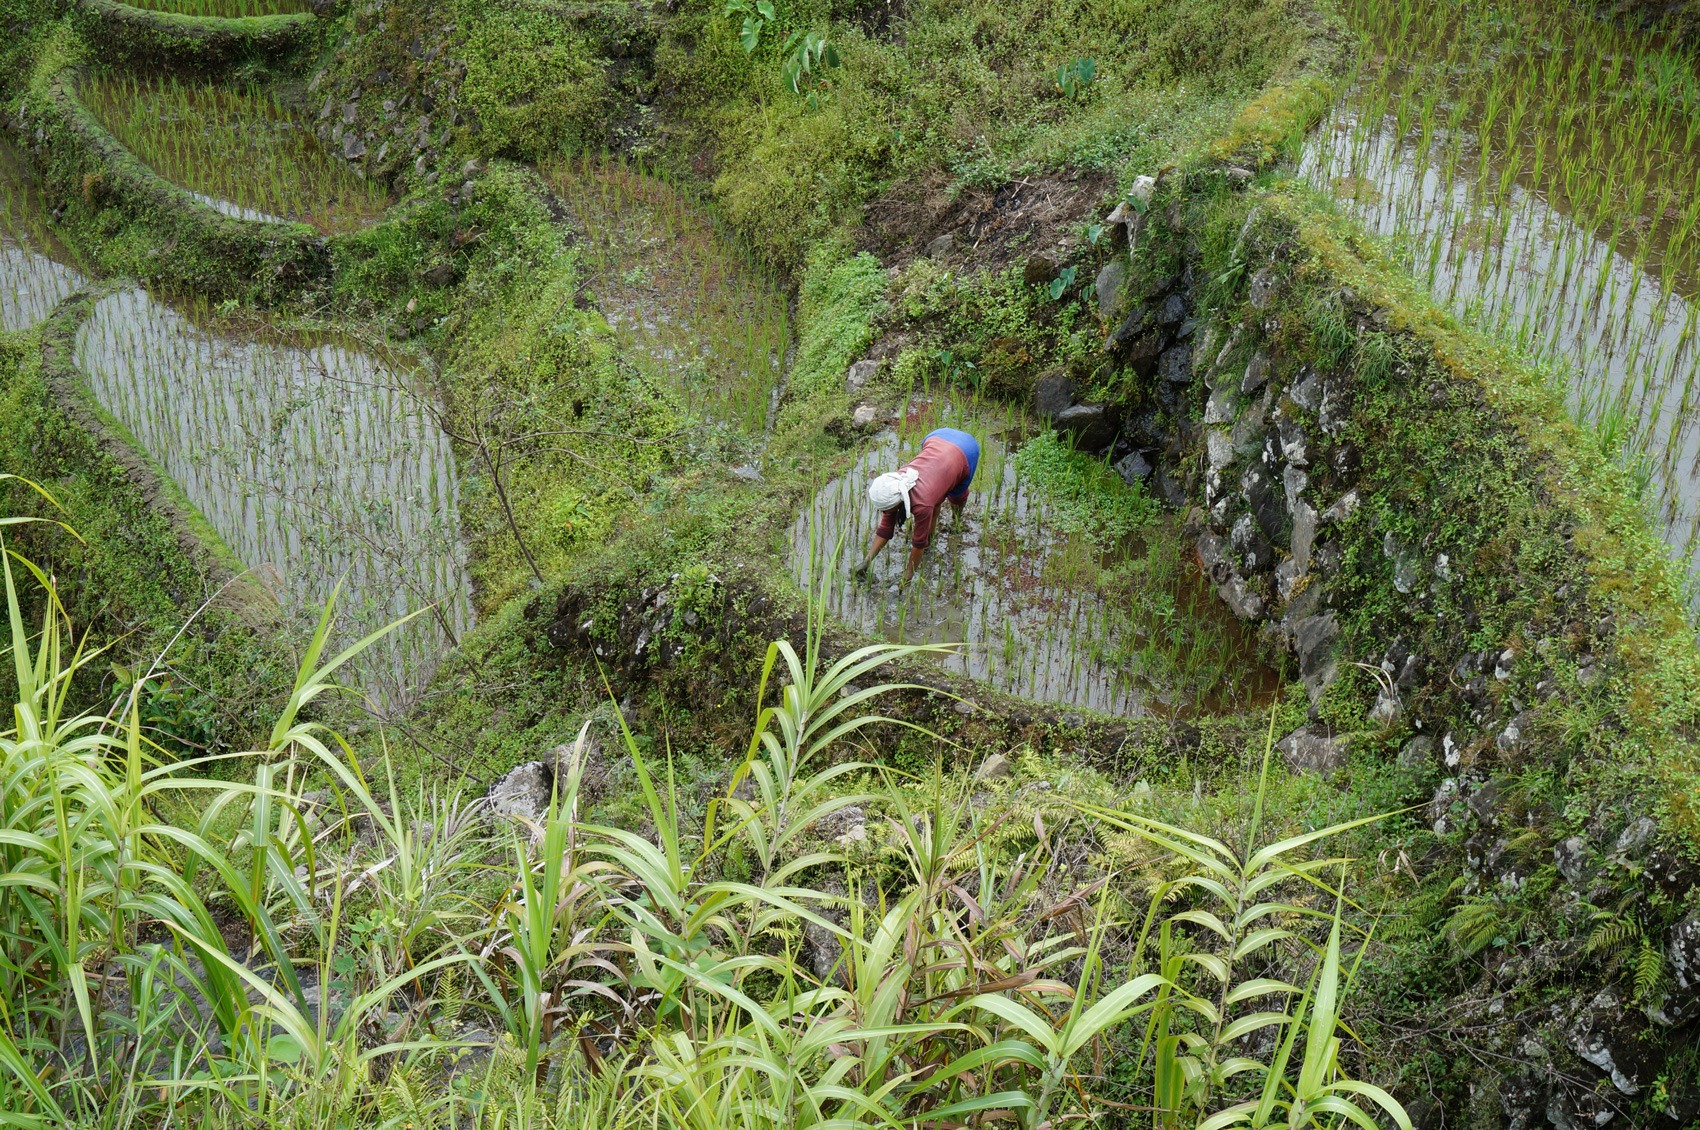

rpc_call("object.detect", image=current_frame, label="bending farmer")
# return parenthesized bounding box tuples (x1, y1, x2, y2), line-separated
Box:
(856, 427, 980, 583)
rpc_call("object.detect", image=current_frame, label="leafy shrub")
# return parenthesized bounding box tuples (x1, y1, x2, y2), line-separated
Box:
(458, 2, 610, 161)
(784, 248, 887, 397)
(1016, 429, 1159, 549)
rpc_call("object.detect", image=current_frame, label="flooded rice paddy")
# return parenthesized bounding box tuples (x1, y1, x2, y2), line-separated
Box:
(84, 75, 389, 233)
(790, 391, 1277, 717)
(1304, 0, 1700, 586)
(119, 0, 311, 14)
(1, 140, 86, 331)
(74, 289, 472, 712)
(3, 136, 467, 709)
(544, 156, 791, 435)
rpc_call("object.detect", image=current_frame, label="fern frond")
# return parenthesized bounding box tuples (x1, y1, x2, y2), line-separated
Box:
(1632, 940, 1669, 1005)
(1444, 900, 1502, 956)
(1583, 912, 1638, 962)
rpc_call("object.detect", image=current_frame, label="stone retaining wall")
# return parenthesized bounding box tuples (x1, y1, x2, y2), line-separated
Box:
(1118, 174, 1700, 1123)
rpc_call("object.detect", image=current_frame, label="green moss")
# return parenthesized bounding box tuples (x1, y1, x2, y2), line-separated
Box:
(333, 160, 563, 325)
(1208, 76, 1333, 168)
(783, 248, 886, 399)
(70, 0, 318, 75)
(0, 0, 59, 96)
(456, 0, 612, 162)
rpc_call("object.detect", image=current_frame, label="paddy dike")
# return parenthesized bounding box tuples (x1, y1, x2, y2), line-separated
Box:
(1303, 0, 1700, 593)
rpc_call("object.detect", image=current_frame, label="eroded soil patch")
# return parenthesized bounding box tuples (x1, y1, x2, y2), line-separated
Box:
(861, 169, 1112, 273)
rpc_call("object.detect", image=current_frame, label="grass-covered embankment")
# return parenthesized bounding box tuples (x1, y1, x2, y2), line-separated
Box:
(70, 0, 319, 74)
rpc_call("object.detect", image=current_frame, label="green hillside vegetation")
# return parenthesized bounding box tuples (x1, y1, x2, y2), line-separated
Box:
(0, 0, 1695, 1125)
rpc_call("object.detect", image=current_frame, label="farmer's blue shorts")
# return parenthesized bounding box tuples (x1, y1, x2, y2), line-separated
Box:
(926, 427, 980, 501)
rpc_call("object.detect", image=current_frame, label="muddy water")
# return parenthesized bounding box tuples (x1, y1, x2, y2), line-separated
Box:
(545, 157, 791, 436)
(75, 289, 472, 712)
(83, 76, 389, 234)
(790, 395, 1277, 717)
(0, 140, 86, 331)
(1302, 24, 1700, 589)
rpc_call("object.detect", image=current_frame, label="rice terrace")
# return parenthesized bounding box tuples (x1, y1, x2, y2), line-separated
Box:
(0, 0, 1698, 1125)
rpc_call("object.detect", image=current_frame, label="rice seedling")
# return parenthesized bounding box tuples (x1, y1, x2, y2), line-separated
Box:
(118, 0, 309, 15)
(1303, 0, 1700, 589)
(82, 74, 390, 234)
(73, 286, 472, 712)
(0, 137, 86, 332)
(542, 154, 791, 435)
(788, 382, 1277, 717)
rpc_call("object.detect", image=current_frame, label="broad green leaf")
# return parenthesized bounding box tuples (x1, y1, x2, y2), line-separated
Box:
(1225, 976, 1300, 1004)
(1220, 1011, 1292, 1042)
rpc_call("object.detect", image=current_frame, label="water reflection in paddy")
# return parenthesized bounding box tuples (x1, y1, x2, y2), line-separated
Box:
(75, 289, 472, 712)
(0, 139, 86, 331)
(790, 392, 1278, 717)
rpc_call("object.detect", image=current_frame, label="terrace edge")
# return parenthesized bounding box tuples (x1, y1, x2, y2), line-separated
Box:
(35, 285, 278, 617)
(71, 0, 318, 75)
(9, 58, 332, 304)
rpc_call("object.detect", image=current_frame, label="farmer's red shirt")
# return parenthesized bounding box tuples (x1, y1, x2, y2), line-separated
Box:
(874, 435, 972, 549)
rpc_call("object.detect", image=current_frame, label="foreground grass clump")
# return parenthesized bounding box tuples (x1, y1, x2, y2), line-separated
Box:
(83, 74, 390, 233)
(0, 490, 1407, 1128)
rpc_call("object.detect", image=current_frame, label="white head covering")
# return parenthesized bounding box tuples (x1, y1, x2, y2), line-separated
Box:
(868, 468, 919, 513)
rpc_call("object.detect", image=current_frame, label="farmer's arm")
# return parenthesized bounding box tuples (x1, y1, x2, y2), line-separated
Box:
(855, 508, 902, 574)
(903, 544, 925, 582)
(902, 502, 940, 582)
(946, 473, 971, 520)
(856, 533, 891, 573)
